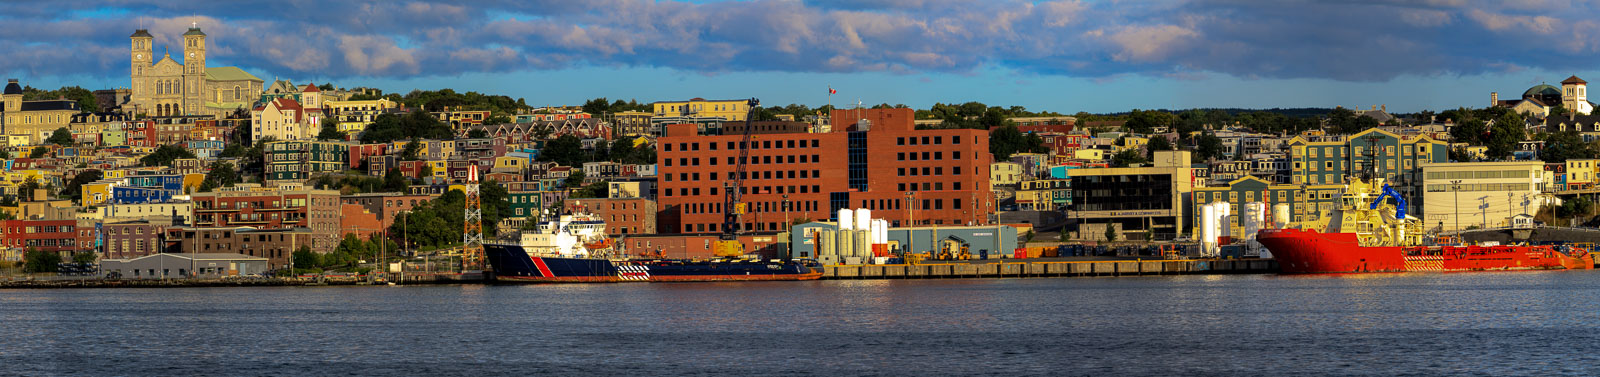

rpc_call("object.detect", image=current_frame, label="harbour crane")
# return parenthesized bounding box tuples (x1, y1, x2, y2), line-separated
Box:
(713, 98, 761, 258)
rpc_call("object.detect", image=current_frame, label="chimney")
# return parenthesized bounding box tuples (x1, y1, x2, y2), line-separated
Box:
(1381, 104, 1386, 112)
(1492, 92, 1499, 107)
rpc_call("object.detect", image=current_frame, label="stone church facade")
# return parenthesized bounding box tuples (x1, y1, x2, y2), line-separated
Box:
(129, 27, 263, 119)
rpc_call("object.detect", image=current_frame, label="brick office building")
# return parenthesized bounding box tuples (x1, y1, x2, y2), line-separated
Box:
(655, 108, 991, 234)
(189, 188, 343, 252)
(166, 226, 314, 270)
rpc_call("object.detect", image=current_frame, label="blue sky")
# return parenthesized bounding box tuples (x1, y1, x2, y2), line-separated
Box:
(3, 0, 1599, 114)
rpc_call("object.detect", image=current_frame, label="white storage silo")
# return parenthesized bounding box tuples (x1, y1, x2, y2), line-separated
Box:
(819, 230, 835, 257)
(838, 209, 854, 230)
(876, 219, 888, 244)
(1244, 202, 1265, 242)
(855, 209, 872, 237)
(1201, 203, 1216, 245)
(1273, 203, 1291, 229)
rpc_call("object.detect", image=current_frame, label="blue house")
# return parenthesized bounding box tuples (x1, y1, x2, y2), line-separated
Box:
(127, 174, 185, 192)
(111, 186, 172, 204)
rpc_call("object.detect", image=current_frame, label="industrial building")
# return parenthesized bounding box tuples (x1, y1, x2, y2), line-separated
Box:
(788, 219, 1018, 261)
(1421, 161, 1553, 232)
(100, 253, 270, 279)
(1063, 150, 1193, 241)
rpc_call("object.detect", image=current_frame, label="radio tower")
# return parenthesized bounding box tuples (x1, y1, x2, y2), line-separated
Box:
(463, 164, 485, 271)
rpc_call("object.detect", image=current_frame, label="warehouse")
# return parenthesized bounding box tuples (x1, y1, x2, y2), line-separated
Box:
(100, 253, 271, 279)
(789, 221, 1018, 261)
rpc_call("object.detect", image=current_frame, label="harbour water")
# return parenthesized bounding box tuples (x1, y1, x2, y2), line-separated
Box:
(4, 271, 1600, 376)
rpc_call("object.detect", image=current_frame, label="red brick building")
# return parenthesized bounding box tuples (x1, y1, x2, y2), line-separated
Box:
(189, 189, 343, 252)
(341, 193, 437, 228)
(348, 144, 389, 169)
(1, 219, 79, 253)
(102, 218, 178, 260)
(656, 108, 992, 234)
(564, 197, 657, 235)
(167, 226, 312, 269)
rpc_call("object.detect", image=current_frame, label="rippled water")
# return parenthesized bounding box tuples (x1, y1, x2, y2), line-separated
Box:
(4, 272, 1600, 376)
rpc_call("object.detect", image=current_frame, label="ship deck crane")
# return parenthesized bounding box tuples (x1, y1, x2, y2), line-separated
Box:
(713, 98, 761, 258)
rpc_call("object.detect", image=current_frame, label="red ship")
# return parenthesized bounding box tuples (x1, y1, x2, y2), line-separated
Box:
(1254, 177, 1592, 274)
(1258, 229, 1591, 273)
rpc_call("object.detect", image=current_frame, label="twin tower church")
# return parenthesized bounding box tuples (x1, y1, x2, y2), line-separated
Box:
(128, 26, 263, 118)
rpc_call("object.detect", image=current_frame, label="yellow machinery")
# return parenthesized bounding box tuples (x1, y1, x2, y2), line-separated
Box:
(714, 99, 761, 258)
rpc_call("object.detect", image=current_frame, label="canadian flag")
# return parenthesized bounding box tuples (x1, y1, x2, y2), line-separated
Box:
(829, 87, 837, 95)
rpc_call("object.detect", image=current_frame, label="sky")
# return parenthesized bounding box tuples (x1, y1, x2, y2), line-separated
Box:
(3, 0, 1600, 114)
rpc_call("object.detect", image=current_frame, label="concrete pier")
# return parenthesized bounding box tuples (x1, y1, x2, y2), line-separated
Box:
(821, 259, 1278, 279)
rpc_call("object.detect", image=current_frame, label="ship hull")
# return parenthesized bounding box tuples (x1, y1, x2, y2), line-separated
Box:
(486, 243, 823, 283)
(1258, 229, 1594, 274)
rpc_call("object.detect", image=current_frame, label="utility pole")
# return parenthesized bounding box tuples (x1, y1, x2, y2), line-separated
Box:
(1451, 179, 1463, 233)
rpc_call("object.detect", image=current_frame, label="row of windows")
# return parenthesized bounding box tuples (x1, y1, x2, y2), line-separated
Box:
(896, 151, 964, 161)
(665, 185, 822, 197)
(1196, 190, 1337, 203)
(664, 139, 820, 152)
(683, 200, 823, 215)
(1425, 170, 1532, 180)
(898, 166, 963, 176)
(665, 170, 822, 182)
(897, 182, 963, 191)
(1424, 183, 1532, 192)
(896, 136, 962, 145)
(664, 154, 820, 167)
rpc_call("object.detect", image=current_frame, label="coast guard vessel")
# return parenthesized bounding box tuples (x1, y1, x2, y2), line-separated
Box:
(485, 213, 822, 283)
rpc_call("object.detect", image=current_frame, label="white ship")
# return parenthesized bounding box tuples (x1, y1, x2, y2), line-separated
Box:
(510, 213, 612, 258)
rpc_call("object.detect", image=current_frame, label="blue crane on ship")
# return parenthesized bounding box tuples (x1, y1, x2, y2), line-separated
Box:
(1369, 183, 1407, 220)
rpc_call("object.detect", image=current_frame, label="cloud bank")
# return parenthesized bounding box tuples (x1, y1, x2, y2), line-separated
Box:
(1, 0, 1597, 83)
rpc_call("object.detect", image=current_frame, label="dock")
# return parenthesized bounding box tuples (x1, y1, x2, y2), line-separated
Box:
(821, 259, 1278, 279)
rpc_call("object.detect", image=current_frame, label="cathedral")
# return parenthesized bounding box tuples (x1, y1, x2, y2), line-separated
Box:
(128, 26, 263, 118)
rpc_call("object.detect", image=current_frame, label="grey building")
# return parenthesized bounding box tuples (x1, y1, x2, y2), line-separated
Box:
(789, 222, 1019, 259)
(101, 253, 270, 279)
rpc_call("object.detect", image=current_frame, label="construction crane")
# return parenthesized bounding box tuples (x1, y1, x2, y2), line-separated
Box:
(712, 98, 761, 258)
(462, 163, 485, 270)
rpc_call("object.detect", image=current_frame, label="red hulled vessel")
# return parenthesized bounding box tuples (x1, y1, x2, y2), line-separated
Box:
(1256, 177, 1591, 274)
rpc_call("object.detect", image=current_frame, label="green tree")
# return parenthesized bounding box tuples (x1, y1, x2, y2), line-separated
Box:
(609, 138, 636, 163)
(1111, 149, 1148, 167)
(384, 168, 409, 192)
(564, 170, 586, 188)
(1104, 226, 1118, 242)
(1485, 110, 1526, 160)
(418, 163, 434, 180)
(61, 169, 103, 200)
(292, 246, 319, 271)
(571, 181, 608, 198)
(199, 162, 239, 192)
(1193, 134, 1224, 162)
(467, 129, 489, 138)
(316, 118, 345, 140)
(400, 138, 424, 161)
(21, 85, 97, 113)
(989, 125, 1026, 160)
(72, 251, 97, 264)
(358, 111, 454, 144)
(1540, 131, 1593, 163)
(23, 249, 61, 273)
(582, 97, 611, 115)
(485, 115, 512, 126)
(29, 146, 48, 158)
(17, 176, 41, 200)
(539, 134, 585, 166)
(139, 144, 197, 166)
(46, 128, 74, 146)
(1146, 135, 1173, 155)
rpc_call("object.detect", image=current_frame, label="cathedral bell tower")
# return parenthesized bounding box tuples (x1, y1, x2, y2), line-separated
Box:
(182, 25, 207, 115)
(130, 29, 153, 115)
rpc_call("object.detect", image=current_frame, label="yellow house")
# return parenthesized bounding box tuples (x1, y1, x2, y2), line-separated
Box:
(102, 170, 129, 180)
(1074, 149, 1105, 160)
(990, 162, 1022, 187)
(494, 156, 527, 170)
(82, 181, 116, 207)
(3, 79, 80, 144)
(324, 98, 399, 134)
(6, 135, 30, 147)
(182, 173, 206, 193)
(1567, 159, 1599, 189)
(5, 169, 45, 184)
(651, 98, 750, 121)
(428, 160, 448, 178)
